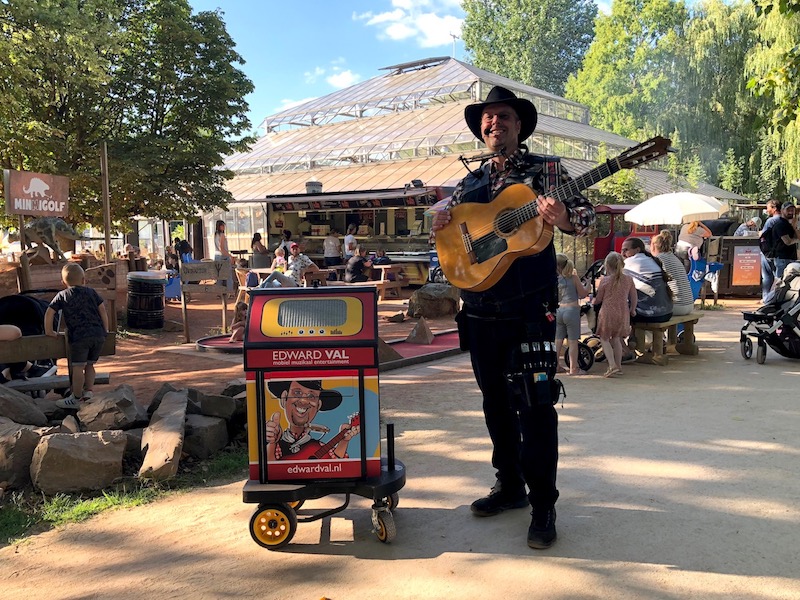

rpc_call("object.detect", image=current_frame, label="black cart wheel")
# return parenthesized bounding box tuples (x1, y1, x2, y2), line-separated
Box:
(756, 343, 767, 364)
(385, 492, 400, 511)
(741, 337, 753, 360)
(564, 342, 595, 372)
(374, 510, 397, 543)
(250, 503, 297, 550)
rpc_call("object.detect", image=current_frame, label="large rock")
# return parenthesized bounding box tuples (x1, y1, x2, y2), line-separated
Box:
(405, 316, 435, 344)
(0, 419, 42, 489)
(79, 384, 148, 432)
(30, 431, 126, 494)
(0, 386, 47, 426)
(407, 283, 460, 318)
(220, 379, 246, 397)
(147, 382, 181, 416)
(183, 415, 229, 459)
(123, 427, 145, 460)
(188, 390, 237, 421)
(138, 389, 188, 481)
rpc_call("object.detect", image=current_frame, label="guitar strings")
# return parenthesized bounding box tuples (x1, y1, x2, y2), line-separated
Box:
(460, 161, 618, 241)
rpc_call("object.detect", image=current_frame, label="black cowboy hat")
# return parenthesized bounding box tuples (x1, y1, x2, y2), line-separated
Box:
(267, 379, 343, 411)
(464, 85, 538, 144)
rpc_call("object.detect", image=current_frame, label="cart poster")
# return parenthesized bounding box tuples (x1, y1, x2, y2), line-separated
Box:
(247, 370, 381, 482)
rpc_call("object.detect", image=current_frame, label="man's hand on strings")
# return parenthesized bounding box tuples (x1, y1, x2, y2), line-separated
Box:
(537, 195, 572, 232)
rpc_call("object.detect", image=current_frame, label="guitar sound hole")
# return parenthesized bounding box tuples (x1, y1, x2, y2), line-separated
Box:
(495, 209, 518, 236)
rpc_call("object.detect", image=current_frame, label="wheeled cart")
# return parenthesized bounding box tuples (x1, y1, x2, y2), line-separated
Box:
(241, 286, 406, 549)
(244, 453, 406, 549)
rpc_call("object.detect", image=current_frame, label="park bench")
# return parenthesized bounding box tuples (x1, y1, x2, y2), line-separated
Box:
(335, 264, 409, 301)
(631, 312, 703, 366)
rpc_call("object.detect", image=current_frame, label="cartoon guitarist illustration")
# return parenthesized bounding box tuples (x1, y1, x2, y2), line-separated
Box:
(265, 379, 360, 462)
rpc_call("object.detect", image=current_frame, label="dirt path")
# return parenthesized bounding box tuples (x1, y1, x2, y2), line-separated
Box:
(2, 299, 799, 600)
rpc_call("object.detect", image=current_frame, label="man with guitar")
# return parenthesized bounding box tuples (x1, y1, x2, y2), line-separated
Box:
(265, 379, 359, 462)
(431, 86, 596, 550)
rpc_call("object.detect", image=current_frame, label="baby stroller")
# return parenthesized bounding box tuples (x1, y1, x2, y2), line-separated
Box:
(562, 259, 605, 372)
(0, 292, 60, 396)
(740, 262, 800, 364)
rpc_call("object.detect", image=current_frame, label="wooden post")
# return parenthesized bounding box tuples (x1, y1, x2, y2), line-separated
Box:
(18, 252, 32, 292)
(181, 286, 190, 343)
(100, 141, 112, 263)
(222, 293, 228, 333)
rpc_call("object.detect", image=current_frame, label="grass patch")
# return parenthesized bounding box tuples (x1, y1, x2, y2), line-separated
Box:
(1, 446, 249, 546)
(699, 302, 726, 311)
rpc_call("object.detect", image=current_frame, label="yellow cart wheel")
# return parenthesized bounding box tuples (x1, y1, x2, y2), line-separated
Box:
(287, 500, 305, 511)
(249, 503, 297, 550)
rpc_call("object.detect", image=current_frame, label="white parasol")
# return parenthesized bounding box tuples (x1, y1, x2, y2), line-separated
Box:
(624, 192, 729, 226)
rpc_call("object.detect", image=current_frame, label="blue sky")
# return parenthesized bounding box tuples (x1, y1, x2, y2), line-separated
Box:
(188, 0, 610, 134)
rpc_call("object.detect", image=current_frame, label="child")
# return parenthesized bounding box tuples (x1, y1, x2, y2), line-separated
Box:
(236, 258, 259, 288)
(593, 252, 637, 378)
(229, 301, 248, 343)
(555, 254, 590, 375)
(270, 247, 287, 272)
(44, 263, 109, 408)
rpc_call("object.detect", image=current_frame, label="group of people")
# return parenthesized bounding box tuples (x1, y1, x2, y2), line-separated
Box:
(554, 229, 693, 379)
(759, 199, 799, 302)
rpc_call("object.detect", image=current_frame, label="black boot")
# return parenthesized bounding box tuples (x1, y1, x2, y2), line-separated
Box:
(470, 483, 528, 517)
(527, 506, 557, 549)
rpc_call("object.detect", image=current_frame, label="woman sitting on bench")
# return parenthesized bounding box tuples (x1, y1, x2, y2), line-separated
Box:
(621, 237, 674, 324)
(344, 246, 373, 283)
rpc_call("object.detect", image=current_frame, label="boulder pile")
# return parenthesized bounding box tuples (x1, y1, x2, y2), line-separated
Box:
(0, 379, 247, 495)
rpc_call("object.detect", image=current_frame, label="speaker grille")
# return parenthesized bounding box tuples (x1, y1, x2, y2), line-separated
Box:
(277, 299, 347, 328)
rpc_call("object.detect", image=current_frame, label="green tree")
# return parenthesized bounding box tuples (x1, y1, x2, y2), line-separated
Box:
(0, 0, 254, 227)
(461, 0, 597, 95)
(678, 0, 760, 189)
(747, 0, 800, 183)
(717, 148, 745, 193)
(565, 0, 687, 140)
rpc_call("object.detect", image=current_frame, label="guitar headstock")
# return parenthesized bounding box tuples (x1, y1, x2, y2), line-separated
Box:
(616, 136, 673, 170)
(348, 413, 361, 428)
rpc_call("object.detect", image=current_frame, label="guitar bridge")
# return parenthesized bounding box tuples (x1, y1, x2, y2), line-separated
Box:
(459, 222, 478, 265)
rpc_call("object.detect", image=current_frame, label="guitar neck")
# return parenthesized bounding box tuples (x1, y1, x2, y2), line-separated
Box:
(551, 158, 621, 203)
(312, 429, 349, 459)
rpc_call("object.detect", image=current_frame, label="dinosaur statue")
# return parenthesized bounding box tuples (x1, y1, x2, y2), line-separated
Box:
(22, 217, 85, 262)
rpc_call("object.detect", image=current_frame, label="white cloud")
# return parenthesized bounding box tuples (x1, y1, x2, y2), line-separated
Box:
(416, 13, 462, 48)
(354, 0, 464, 49)
(385, 21, 416, 41)
(327, 70, 361, 89)
(303, 66, 325, 84)
(364, 9, 406, 25)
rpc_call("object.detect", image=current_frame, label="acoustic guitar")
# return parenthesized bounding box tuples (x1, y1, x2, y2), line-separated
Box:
(290, 414, 360, 460)
(436, 136, 672, 292)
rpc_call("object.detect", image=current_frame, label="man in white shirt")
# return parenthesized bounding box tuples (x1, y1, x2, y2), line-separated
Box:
(259, 242, 319, 288)
(344, 224, 357, 260)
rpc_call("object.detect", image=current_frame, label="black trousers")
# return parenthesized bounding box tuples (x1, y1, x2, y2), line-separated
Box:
(461, 307, 559, 510)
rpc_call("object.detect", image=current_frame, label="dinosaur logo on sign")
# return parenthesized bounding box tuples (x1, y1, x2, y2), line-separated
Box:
(22, 177, 51, 198)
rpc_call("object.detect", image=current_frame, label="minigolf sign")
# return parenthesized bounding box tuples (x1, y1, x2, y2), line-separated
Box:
(3, 169, 69, 217)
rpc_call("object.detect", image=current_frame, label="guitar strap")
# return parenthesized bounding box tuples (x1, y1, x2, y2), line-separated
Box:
(544, 156, 561, 193)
